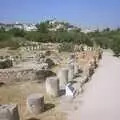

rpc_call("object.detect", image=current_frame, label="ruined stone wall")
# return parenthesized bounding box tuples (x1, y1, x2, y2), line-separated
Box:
(0, 68, 54, 84)
(22, 43, 59, 52)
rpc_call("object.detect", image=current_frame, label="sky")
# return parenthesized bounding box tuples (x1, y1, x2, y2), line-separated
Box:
(0, 0, 120, 28)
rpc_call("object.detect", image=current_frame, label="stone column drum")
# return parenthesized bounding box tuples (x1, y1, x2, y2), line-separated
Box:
(74, 63, 79, 75)
(57, 68, 69, 88)
(68, 64, 74, 81)
(46, 77, 59, 97)
(0, 104, 20, 120)
(27, 93, 44, 114)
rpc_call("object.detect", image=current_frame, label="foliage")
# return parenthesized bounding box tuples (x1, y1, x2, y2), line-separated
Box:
(0, 21, 120, 56)
(88, 29, 120, 56)
(9, 28, 26, 37)
(36, 21, 49, 33)
(58, 42, 75, 52)
(0, 29, 21, 49)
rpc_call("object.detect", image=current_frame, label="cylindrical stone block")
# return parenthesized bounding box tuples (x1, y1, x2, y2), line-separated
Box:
(46, 77, 59, 97)
(57, 68, 69, 88)
(31, 46, 34, 51)
(74, 63, 79, 75)
(27, 93, 44, 114)
(0, 104, 20, 120)
(68, 64, 74, 81)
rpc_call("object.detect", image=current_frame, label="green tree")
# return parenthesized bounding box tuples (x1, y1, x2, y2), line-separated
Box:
(9, 28, 26, 37)
(36, 22, 49, 33)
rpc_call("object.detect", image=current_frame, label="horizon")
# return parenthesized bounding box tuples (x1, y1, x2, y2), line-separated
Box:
(0, 0, 120, 29)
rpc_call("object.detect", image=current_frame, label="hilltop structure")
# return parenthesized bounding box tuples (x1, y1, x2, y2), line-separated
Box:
(0, 20, 97, 33)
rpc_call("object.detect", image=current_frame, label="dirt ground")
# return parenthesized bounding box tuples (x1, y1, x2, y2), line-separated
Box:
(0, 46, 100, 120)
(0, 81, 66, 120)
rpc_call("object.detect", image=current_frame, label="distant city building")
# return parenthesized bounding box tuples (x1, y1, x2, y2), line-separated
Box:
(48, 19, 79, 31)
(23, 24, 37, 31)
(0, 20, 97, 33)
(81, 28, 97, 33)
(0, 22, 37, 31)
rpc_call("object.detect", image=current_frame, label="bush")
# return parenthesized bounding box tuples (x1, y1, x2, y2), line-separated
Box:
(9, 28, 26, 37)
(111, 39, 120, 57)
(58, 42, 75, 52)
(0, 59, 13, 69)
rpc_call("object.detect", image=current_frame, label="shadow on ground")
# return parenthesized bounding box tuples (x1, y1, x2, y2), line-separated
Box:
(26, 118, 40, 120)
(44, 103, 55, 111)
(59, 89, 65, 96)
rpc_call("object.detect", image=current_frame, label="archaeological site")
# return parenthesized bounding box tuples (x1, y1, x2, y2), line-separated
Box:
(0, 42, 102, 120)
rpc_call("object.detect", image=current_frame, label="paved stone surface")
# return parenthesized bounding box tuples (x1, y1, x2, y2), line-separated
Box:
(68, 51, 120, 120)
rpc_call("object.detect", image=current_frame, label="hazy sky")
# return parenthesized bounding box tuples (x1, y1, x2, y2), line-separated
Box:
(0, 0, 120, 28)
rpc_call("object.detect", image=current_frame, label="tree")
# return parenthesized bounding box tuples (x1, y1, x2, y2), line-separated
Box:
(0, 27, 5, 32)
(9, 28, 26, 37)
(36, 22, 49, 33)
(103, 27, 110, 32)
(111, 39, 120, 57)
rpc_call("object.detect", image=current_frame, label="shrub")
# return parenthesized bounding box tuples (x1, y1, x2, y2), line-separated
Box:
(58, 42, 75, 52)
(0, 59, 13, 69)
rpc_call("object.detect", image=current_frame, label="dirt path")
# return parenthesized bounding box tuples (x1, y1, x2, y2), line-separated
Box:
(68, 51, 120, 120)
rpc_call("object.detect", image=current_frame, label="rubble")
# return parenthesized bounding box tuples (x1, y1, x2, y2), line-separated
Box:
(0, 104, 20, 120)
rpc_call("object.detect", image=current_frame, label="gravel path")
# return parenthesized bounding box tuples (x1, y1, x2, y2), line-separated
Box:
(68, 51, 120, 120)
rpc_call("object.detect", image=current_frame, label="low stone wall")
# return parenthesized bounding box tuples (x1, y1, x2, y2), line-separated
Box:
(0, 68, 54, 84)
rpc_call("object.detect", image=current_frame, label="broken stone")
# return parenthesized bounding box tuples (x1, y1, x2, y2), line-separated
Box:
(0, 104, 20, 120)
(39, 63, 48, 70)
(57, 68, 69, 88)
(74, 63, 79, 75)
(65, 83, 76, 97)
(45, 58, 55, 68)
(27, 93, 44, 114)
(46, 76, 59, 97)
(68, 64, 74, 82)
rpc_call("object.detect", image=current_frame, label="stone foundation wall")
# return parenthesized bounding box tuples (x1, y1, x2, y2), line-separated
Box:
(0, 68, 54, 84)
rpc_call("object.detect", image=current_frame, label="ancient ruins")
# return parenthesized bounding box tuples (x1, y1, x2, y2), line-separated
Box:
(0, 43, 102, 120)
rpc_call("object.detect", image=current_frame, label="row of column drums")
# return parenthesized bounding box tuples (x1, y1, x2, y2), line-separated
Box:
(0, 57, 100, 119)
(0, 63, 79, 120)
(46, 63, 79, 97)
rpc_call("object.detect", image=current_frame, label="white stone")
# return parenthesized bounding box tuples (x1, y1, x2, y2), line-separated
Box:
(65, 83, 76, 97)
(46, 77, 59, 97)
(27, 93, 44, 114)
(68, 64, 74, 81)
(57, 68, 69, 88)
(74, 63, 79, 75)
(0, 104, 20, 120)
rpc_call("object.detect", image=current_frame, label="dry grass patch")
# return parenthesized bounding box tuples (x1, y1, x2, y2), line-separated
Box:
(0, 81, 66, 120)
